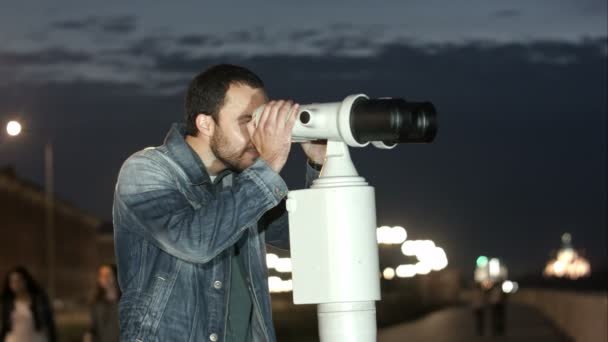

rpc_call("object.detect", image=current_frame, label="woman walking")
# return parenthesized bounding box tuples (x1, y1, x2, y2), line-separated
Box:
(83, 265, 120, 342)
(0, 267, 56, 342)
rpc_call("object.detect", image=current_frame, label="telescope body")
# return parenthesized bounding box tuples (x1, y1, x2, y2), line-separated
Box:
(275, 94, 437, 341)
(286, 141, 380, 342)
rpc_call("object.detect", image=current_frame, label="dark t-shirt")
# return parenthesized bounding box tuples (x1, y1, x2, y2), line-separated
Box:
(226, 235, 253, 342)
(187, 144, 253, 341)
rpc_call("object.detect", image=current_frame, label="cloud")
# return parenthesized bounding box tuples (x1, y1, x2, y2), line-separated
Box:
(491, 9, 522, 19)
(0, 47, 91, 66)
(100, 15, 136, 34)
(2, 26, 606, 98)
(288, 29, 321, 41)
(123, 35, 171, 57)
(177, 34, 223, 47)
(51, 15, 136, 35)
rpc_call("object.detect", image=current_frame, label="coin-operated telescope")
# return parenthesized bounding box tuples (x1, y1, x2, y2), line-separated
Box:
(255, 94, 438, 342)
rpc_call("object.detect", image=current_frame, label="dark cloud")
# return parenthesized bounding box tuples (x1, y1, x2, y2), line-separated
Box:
(0, 47, 91, 66)
(121, 35, 172, 57)
(177, 34, 223, 47)
(51, 15, 136, 35)
(52, 18, 92, 30)
(491, 9, 522, 19)
(310, 36, 376, 52)
(328, 22, 355, 31)
(100, 15, 136, 34)
(219, 28, 268, 45)
(288, 29, 321, 41)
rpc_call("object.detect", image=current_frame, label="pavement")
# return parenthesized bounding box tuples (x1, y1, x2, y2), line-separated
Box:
(378, 304, 572, 342)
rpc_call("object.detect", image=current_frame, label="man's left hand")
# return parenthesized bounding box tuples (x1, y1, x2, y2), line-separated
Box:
(301, 140, 327, 165)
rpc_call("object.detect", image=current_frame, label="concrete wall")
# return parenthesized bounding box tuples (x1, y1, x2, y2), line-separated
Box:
(513, 288, 608, 342)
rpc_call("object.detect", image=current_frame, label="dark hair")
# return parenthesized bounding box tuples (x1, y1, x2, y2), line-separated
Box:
(1, 266, 56, 342)
(92, 264, 121, 303)
(184, 64, 265, 136)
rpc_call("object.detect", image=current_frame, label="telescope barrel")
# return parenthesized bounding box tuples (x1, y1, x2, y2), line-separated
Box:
(349, 98, 438, 144)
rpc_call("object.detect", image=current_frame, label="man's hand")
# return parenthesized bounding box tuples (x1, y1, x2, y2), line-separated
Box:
(248, 100, 298, 173)
(301, 140, 327, 165)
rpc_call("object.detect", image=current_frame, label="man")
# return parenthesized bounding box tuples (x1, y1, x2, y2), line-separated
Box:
(112, 64, 326, 342)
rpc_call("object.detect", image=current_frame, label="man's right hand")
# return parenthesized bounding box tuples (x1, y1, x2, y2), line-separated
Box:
(248, 100, 298, 173)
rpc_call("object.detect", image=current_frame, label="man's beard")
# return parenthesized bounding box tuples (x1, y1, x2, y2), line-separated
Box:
(210, 129, 258, 172)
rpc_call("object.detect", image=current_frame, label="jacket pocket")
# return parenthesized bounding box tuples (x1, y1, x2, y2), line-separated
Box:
(135, 272, 172, 341)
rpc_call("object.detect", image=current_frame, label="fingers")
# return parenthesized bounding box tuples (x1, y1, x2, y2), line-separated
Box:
(257, 100, 274, 129)
(258, 99, 298, 133)
(265, 100, 282, 128)
(286, 103, 299, 131)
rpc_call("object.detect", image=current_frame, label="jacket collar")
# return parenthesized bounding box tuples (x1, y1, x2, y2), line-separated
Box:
(163, 123, 231, 186)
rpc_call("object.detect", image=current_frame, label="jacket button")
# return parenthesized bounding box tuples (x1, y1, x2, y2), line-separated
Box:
(209, 333, 218, 341)
(213, 280, 222, 289)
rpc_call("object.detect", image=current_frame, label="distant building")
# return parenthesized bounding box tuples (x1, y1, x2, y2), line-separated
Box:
(0, 166, 114, 304)
(544, 233, 591, 280)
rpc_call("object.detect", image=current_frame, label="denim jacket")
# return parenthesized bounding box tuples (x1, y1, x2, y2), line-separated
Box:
(112, 123, 320, 342)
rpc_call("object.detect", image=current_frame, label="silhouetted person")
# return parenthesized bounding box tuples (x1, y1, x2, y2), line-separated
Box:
(83, 265, 121, 342)
(488, 282, 507, 336)
(471, 282, 486, 336)
(0, 266, 56, 342)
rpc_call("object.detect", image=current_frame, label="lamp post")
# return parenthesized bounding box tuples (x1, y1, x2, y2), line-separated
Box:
(5, 120, 56, 299)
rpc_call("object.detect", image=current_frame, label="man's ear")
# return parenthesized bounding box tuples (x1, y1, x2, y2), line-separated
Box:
(195, 114, 215, 137)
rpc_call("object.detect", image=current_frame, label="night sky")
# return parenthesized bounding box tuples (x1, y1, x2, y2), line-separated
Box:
(1, 0, 606, 278)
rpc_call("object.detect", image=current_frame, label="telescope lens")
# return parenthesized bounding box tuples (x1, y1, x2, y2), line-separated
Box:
(350, 98, 438, 144)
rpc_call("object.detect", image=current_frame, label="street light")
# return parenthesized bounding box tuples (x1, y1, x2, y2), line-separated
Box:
(3, 119, 56, 299)
(6, 121, 22, 136)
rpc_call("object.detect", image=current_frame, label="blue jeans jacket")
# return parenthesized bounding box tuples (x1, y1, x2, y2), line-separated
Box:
(112, 123, 320, 342)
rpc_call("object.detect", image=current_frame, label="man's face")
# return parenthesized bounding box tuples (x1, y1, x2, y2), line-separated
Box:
(210, 83, 266, 172)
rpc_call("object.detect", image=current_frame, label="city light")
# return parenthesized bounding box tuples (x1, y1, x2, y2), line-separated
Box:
(544, 248, 590, 279)
(274, 257, 293, 273)
(377, 226, 407, 244)
(475, 256, 508, 283)
(379, 238, 450, 279)
(544, 233, 591, 280)
(476, 255, 488, 267)
(267, 254, 294, 292)
(400, 239, 435, 256)
(489, 258, 501, 277)
(414, 262, 432, 275)
(395, 264, 416, 278)
(6, 121, 22, 136)
(383, 267, 395, 280)
(268, 276, 293, 293)
(399, 240, 448, 271)
(421, 247, 449, 271)
(266, 253, 279, 269)
(502, 280, 519, 294)
(268, 226, 448, 288)
(400, 240, 417, 256)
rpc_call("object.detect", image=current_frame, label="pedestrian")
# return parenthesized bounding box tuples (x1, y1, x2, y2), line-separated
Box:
(0, 266, 57, 342)
(83, 265, 120, 342)
(488, 281, 507, 336)
(471, 282, 486, 336)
